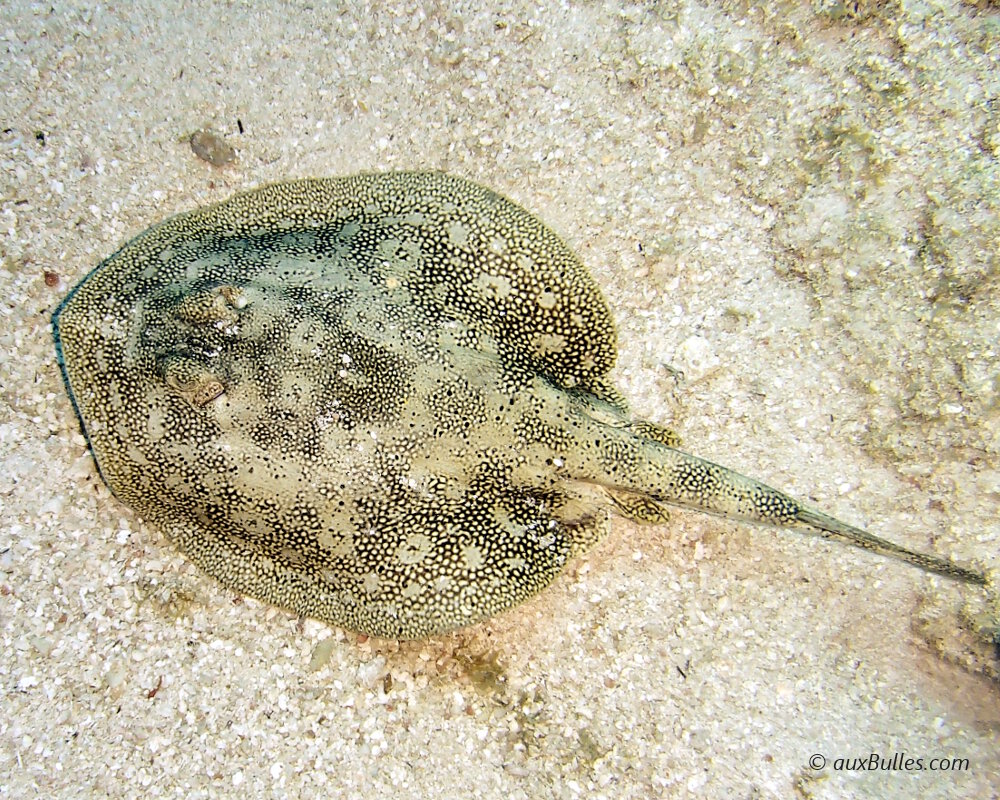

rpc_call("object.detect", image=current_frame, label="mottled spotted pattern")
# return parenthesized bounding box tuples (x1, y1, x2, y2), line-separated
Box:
(53, 172, 986, 638)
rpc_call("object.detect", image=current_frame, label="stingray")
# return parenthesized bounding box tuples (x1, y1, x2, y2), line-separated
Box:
(52, 172, 990, 638)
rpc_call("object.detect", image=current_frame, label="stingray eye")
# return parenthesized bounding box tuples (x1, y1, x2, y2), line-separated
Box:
(173, 284, 248, 325)
(156, 353, 225, 408)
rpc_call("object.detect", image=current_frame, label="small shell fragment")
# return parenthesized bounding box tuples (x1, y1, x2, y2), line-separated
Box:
(189, 129, 236, 167)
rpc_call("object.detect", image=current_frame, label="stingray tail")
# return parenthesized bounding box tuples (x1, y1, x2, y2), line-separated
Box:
(571, 423, 986, 586)
(790, 505, 985, 586)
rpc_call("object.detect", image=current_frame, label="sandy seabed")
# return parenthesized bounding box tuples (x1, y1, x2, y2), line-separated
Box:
(2, 1, 999, 798)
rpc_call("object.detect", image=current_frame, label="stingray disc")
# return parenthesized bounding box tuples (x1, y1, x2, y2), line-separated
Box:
(53, 172, 621, 637)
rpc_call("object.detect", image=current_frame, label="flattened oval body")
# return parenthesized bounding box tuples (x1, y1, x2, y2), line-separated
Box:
(53, 172, 620, 638)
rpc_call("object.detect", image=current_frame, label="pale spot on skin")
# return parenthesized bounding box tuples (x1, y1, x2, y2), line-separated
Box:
(533, 332, 567, 355)
(461, 544, 484, 570)
(505, 556, 526, 571)
(402, 581, 425, 599)
(446, 222, 469, 245)
(537, 290, 557, 310)
(318, 529, 355, 558)
(147, 405, 168, 441)
(397, 533, 433, 565)
(363, 572, 380, 595)
(473, 272, 512, 301)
